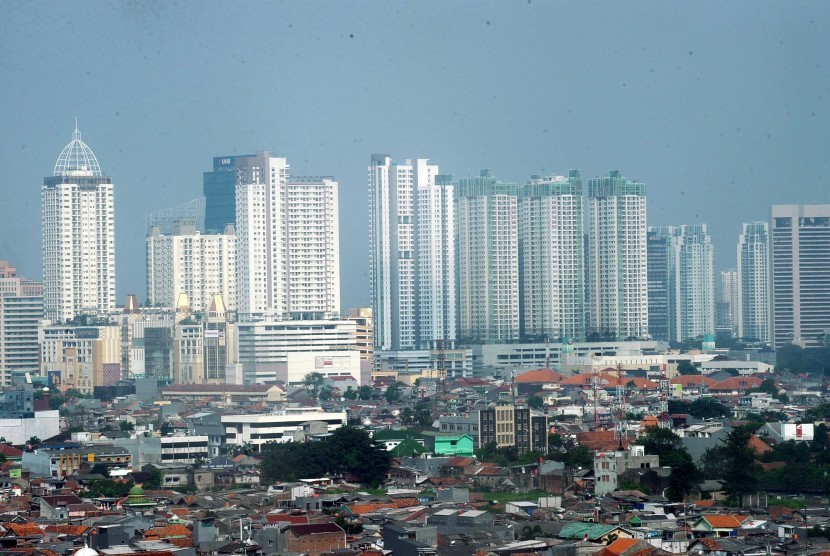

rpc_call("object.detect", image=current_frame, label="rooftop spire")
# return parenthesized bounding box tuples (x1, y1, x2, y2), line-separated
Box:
(54, 122, 102, 177)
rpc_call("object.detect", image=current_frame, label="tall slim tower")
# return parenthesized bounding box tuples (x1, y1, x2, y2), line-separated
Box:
(737, 222, 770, 342)
(672, 224, 716, 342)
(234, 152, 289, 321)
(770, 205, 830, 348)
(717, 270, 739, 333)
(456, 170, 519, 343)
(519, 171, 584, 341)
(587, 170, 648, 340)
(369, 155, 455, 351)
(42, 126, 115, 322)
(647, 227, 672, 341)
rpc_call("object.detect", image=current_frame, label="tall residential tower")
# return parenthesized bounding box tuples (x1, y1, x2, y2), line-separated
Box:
(455, 170, 519, 343)
(737, 222, 770, 343)
(519, 171, 584, 341)
(369, 156, 455, 351)
(587, 170, 648, 340)
(42, 127, 115, 321)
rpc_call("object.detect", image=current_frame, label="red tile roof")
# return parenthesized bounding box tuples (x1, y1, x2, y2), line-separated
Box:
(701, 514, 749, 529)
(709, 376, 763, 391)
(516, 368, 565, 384)
(670, 375, 717, 387)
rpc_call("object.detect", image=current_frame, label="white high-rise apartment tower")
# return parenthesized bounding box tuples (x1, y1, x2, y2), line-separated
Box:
(672, 224, 715, 341)
(456, 170, 519, 343)
(519, 171, 584, 341)
(370, 155, 455, 351)
(234, 152, 289, 321)
(737, 222, 770, 342)
(718, 270, 739, 332)
(587, 170, 648, 340)
(285, 177, 340, 317)
(146, 222, 237, 311)
(42, 126, 115, 322)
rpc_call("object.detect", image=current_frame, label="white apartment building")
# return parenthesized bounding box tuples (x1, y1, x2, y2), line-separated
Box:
(737, 222, 770, 343)
(672, 224, 715, 342)
(519, 171, 584, 341)
(285, 177, 340, 317)
(719, 270, 739, 332)
(160, 435, 210, 465)
(146, 222, 236, 311)
(771, 205, 830, 347)
(370, 155, 456, 351)
(0, 261, 43, 387)
(587, 170, 648, 340)
(221, 409, 347, 451)
(42, 127, 115, 321)
(235, 152, 289, 321)
(236, 319, 360, 384)
(455, 170, 520, 343)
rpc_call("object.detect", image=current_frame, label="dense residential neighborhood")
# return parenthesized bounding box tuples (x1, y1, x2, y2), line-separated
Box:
(3, 341, 830, 556)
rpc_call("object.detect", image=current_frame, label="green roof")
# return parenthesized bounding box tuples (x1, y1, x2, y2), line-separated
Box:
(558, 523, 618, 540)
(373, 429, 424, 441)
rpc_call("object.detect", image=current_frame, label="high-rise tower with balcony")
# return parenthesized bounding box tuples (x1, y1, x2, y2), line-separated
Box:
(737, 222, 770, 343)
(42, 126, 115, 322)
(518, 171, 584, 341)
(587, 170, 647, 340)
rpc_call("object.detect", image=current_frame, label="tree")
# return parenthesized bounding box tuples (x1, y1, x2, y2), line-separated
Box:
(526, 395, 544, 410)
(143, 467, 164, 490)
(260, 426, 390, 486)
(343, 386, 357, 400)
(303, 372, 326, 401)
(413, 401, 433, 427)
(318, 385, 333, 402)
(26, 436, 41, 447)
(91, 463, 111, 477)
(776, 344, 804, 373)
(677, 360, 700, 375)
(688, 397, 732, 419)
(663, 449, 701, 501)
(119, 421, 134, 431)
(640, 426, 682, 461)
(721, 425, 760, 504)
(384, 382, 403, 404)
(357, 385, 373, 400)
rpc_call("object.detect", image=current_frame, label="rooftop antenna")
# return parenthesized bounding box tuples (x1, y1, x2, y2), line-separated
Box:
(545, 335, 551, 370)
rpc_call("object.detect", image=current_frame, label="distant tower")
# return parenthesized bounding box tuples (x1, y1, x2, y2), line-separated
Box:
(42, 125, 115, 321)
(737, 222, 770, 343)
(587, 170, 648, 340)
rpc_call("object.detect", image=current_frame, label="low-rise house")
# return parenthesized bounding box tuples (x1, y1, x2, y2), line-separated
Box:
(284, 522, 345, 556)
(691, 514, 750, 538)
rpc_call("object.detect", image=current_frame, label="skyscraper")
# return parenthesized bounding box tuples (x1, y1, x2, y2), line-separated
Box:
(717, 270, 739, 333)
(42, 126, 115, 322)
(203, 155, 253, 233)
(146, 222, 237, 311)
(587, 170, 648, 340)
(518, 171, 584, 341)
(0, 261, 43, 387)
(455, 170, 519, 343)
(672, 224, 715, 342)
(647, 227, 672, 342)
(737, 222, 770, 343)
(770, 205, 830, 348)
(369, 155, 455, 351)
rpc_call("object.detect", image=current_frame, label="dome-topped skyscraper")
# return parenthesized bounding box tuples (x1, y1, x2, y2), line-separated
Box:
(42, 125, 116, 322)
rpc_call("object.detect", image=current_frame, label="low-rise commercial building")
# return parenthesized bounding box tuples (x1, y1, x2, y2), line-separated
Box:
(23, 444, 132, 478)
(221, 409, 347, 451)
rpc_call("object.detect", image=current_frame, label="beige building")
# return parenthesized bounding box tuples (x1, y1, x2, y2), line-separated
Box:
(42, 324, 121, 393)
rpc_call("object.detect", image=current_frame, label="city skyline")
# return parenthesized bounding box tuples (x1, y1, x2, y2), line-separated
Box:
(3, 3, 830, 311)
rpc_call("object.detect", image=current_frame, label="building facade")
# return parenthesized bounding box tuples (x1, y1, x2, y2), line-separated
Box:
(587, 171, 648, 340)
(455, 170, 519, 343)
(519, 171, 584, 341)
(41, 324, 121, 393)
(221, 410, 347, 451)
(0, 261, 43, 387)
(672, 224, 715, 342)
(477, 404, 548, 454)
(646, 228, 672, 342)
(146, 222, 236, 311)
(42, 127, 115, 321)
(717, 270, 739, 334)
(369, 155, 455, 351)
(737, 222, 770, 343)
(771, 205, 830, 347)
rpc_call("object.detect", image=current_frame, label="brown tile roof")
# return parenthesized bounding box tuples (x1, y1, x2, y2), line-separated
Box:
(709, 376, 763, 391)
(145, 523, 193, 539)
(265, 514, 309, 525)
(4, 523, 43, 537)
(701, 514, 749, 529)
(670, 375, 717, 387)
(516, 368, 565, 384)
(43, 525, 89, 536)
(601, 538, 640, 555)
(346, 498, 419, 515)
(0, 445, 23, 458)
(748, 435, 772, 455)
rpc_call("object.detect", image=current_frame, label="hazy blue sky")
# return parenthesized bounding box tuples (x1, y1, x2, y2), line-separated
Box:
(2, 2, 829, 311)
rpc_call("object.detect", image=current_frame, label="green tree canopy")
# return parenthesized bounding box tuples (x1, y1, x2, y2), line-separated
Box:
(260, 426, 390, 486)
(677, 360, 700, 375)
(357, 385, 374, 400)
(303, 372, 326, 401)
(384, 382, 404, 404)
(526, 395, 544, 410)
(688, 397, 732, 419)
(640, 426, 682, 460)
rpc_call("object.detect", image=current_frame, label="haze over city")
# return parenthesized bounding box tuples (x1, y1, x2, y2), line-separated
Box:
(2, 2, 830, 310)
